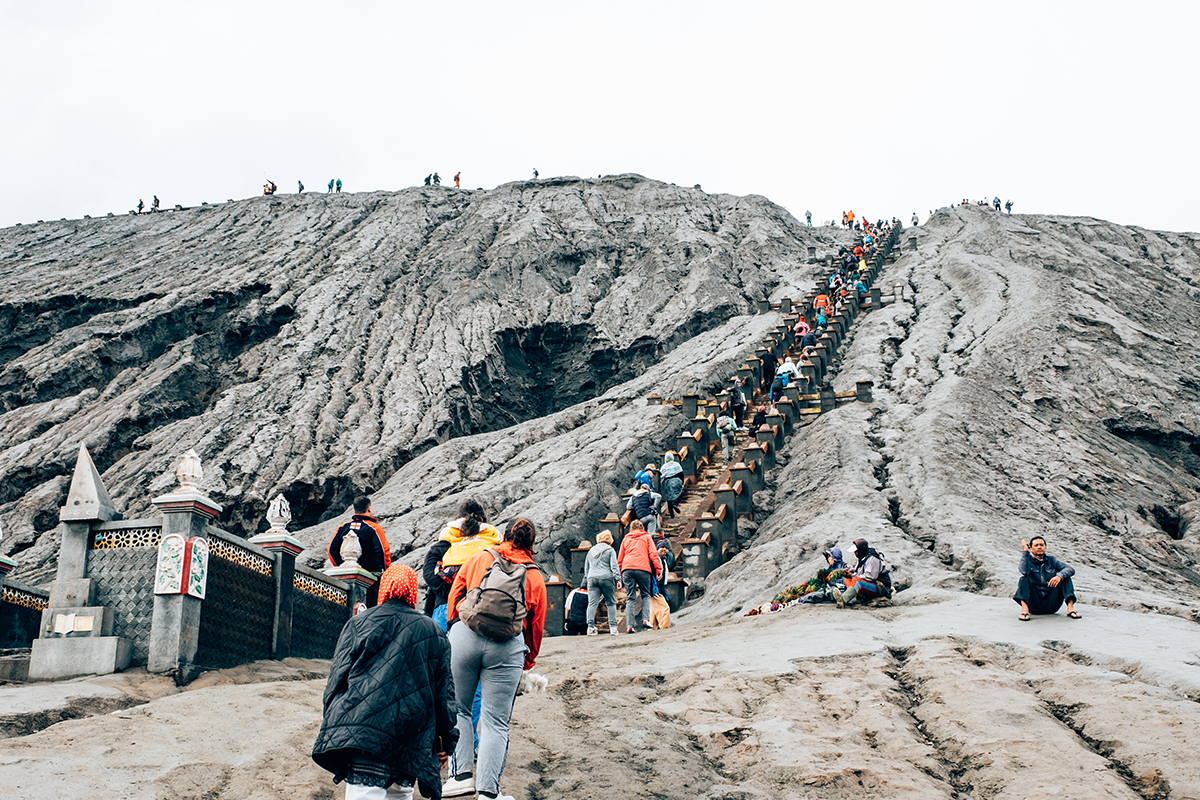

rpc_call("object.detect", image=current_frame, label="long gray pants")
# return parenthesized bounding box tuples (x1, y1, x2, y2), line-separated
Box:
(448, 622, 526, 797)
(586, 577, 619, 627)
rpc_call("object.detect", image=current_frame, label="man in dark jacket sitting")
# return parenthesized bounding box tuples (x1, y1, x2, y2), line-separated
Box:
(1014, 536, 1080, 620)
(313, 564, 458, 800)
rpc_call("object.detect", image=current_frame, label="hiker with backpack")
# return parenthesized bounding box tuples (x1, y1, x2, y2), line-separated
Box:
(830, 538, 892, 608)
(717, 412, 738, 463)
(659, 452, 684, 518)
(312, 564, 458, 800)
(626, 484, 662, 534)
(444, 518, 546, 800)
(423, 500, 502, 628)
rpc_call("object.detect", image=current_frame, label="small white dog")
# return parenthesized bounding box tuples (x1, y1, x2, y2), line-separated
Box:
(518, 670, 548, 695)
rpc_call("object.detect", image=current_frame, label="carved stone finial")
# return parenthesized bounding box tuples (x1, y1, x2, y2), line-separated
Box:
(339, 530, 362, 568)
(61, 443, 119, 522)
(266, 495, 291, 534)
(176, 449, 203, 490)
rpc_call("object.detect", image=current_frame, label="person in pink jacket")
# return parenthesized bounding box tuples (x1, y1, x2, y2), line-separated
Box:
(617, 520, 662, 632)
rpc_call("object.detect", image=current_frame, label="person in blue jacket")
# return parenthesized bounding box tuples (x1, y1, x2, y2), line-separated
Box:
(1014, 536, 1080, 620)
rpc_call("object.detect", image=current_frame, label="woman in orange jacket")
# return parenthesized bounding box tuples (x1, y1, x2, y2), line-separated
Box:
(443, 519, 546, 800)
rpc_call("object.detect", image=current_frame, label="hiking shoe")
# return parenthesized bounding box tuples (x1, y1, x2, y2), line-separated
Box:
(626, 627, 636, 633)
(609, 628, 619, 635)
(442, 776, 476, 797)
(586, 626, 598, 636)
(830, 587, 844, 608)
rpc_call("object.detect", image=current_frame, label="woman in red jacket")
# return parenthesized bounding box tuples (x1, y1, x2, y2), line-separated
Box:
(443, 519, 546, 800)
(617, 520, 662, 633)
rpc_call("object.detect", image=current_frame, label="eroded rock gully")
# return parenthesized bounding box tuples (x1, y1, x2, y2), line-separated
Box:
(0, 175, 845, 579)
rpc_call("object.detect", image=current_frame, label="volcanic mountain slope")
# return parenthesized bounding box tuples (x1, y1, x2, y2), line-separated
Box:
(0, 175, 846, 581)
(682, 204, 1200, 621)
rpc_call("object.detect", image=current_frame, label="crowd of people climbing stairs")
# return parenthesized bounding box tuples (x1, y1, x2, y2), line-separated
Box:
(308, 211, 1078, 799)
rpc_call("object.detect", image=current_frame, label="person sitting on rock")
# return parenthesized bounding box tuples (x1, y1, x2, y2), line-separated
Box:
(1013, 536, 1079, 620)
(831, 538, 891, 608)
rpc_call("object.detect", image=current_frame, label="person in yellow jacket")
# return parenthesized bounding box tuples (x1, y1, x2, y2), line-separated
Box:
(422, 499, 501, 622)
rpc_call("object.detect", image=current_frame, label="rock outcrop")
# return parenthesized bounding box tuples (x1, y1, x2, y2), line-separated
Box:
(0, 175, 845, 581)
(684, 205, 1200, 621)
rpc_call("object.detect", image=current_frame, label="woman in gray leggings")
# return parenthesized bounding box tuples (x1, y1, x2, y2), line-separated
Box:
(442, 519, 547, 800)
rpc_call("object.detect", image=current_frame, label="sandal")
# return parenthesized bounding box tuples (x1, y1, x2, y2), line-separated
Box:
(1067, 611, 1082, 619)
(1018, 613, 1030, 621)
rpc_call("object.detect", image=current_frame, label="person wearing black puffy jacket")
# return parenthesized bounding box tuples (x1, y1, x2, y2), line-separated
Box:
(313, 564, 459, 800)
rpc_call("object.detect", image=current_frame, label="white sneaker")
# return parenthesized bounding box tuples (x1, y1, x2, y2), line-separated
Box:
(609, 627, 619, 635)
(442, 776, 476, 797)
(586, 626, 598, 636)
(481, 794, 515, 800)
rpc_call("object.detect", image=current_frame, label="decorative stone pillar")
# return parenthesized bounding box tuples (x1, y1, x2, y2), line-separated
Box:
(757, 298, 770, 313)
(682, 394, 699, 419)
(30, 444, 130, 681)
(746, 357, 762, 390)
(647, 394, 663, 406)
(775, 397, 797, 429)
(870, 286, 882, 309)
(909, 236, 917, 251)
(856, 380, 874, 403)
(250, 495, 304, 660)
(819, 385, 836, 412)
(807, 245, 817, 262)
(543, 574, 570, 638)
(665, 574, 686, 612)
(746, 438, 773, 472)
(569, 541, 592, 589)
(678, 534, 712, 578)
(780, 297, 792, 313)
(147, 449, 222, 680)
(766, 412, 787, 451)
(598, 514, 623, 554)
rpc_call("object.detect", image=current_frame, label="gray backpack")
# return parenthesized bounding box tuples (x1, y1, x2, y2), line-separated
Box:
(458, 549, 533, 641)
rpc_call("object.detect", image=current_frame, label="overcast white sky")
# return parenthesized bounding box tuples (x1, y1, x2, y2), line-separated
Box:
(2, 1, 1196, 233)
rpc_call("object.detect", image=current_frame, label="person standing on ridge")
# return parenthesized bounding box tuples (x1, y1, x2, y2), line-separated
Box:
(298, 180, 304, 193)
(1005, 199, 1013, 214)
(993, 196, 1002, 211)
(137, 199, 144, 214)
(424, 174, 432, 186)
(805, 210, 812, 226)
(152, 196, 160, 212)
(328, 496, 392, 607)
(532, 168, 538, 179)
(432, 173, 441, 186)
(327, 179, 335, 193)
(454, 172, 461, 188)
(336, 178, 342, 193)
(911, 212, 919, 226)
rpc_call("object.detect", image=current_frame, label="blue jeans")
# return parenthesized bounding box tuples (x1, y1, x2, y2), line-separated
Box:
(622, 569, 653, 628)
(448, 623, 526, 797)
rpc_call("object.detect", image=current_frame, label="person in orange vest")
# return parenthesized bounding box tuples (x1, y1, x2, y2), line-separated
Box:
(328, 496, 392, 605)
(454, 172, 461, 188)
